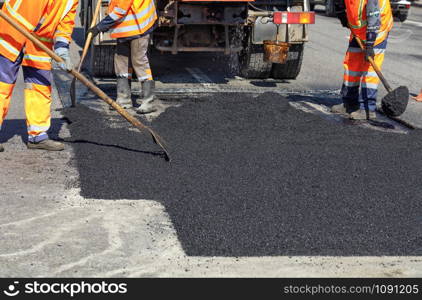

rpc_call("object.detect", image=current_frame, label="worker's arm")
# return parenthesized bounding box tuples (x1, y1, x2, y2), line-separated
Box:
(54, 0, 79, 71)
(366, 0, 380, 44)
(365, 0, 380, 60)
(54, 0, 79, 49)
(92, 0, 135, 34)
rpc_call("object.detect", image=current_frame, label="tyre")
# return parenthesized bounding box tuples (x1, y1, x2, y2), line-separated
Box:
(398, 13, 408, 22)
(90, 45, 116, 77)
(325, 0, 336, 17)
(238, 35, 272, 79)
(271, 44, 304, 80)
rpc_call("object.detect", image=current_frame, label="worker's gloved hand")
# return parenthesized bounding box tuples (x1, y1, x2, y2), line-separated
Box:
(54, 47, 73, 71)
(87, 25, 100, 38)
(365, 32, 376, 62)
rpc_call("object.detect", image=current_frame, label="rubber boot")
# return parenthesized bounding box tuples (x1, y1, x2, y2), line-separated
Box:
(136, 80, 159, 114)
(27, 139, 64, 151)
(0, 144, 4, 152)
(132, 81, 143, 106)
(111, 78, 132, 110)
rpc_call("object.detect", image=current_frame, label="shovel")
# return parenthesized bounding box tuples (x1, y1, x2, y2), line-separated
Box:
(354, 35, 409, 117)
(70, 0, 102, 107)
(0, 9, 170, 161)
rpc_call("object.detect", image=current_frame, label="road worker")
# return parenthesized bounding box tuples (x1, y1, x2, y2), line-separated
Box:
(88, 0, 160, 114)
(0, 0, 78, 152)
(332, 0, 393, 120)
(414, 90, 422, 102)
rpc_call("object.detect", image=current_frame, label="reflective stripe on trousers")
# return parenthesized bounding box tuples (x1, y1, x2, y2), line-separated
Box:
(0, 53, 52, 142)
(341, 35, 388, 112)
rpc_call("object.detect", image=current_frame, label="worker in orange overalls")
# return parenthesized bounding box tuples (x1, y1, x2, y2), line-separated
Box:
(332, 0, 393, 120)
(0, 0, 78, 152)
(88, 0, 159, 114)
(414, 90, 422, 102)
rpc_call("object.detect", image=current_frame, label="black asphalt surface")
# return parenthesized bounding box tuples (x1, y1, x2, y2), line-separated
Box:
(64, 93, 422, 256)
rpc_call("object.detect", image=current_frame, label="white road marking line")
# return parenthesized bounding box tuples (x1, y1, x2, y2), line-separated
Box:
(186, 67, 220, 90)
(405, 20, 422, 28)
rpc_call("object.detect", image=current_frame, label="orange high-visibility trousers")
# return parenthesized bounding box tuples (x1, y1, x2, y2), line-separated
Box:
(0, 52, 52, 143)
(341, 36, 388, 111)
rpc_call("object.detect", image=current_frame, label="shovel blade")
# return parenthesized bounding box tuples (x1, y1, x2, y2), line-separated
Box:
(381, 86, 409, 117)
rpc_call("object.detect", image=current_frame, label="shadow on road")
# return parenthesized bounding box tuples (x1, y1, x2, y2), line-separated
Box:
(0, 118, 66, 144)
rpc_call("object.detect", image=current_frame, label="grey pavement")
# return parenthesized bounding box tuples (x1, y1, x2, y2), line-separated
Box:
(1, 7, 422, 278)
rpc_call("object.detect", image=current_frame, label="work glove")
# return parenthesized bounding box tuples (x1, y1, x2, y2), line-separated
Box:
(364, 31, 376, 62)
(87, 25, 100, 38)
(54, 47, 73, 72)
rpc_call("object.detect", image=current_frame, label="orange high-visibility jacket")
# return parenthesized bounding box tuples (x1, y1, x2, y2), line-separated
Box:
(0, 0, 78, 64)
(345, 0, 393, 45)
(107, 0, 157, 39)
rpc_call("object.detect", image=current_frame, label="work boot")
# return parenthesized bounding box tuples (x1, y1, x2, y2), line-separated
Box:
(111, 78, 132, 110)
(136, 80, 160, 114)
(0, 144, 4, 152)
(331, 103, 347, 114)
(331, 102, 360, 114)
(349, 109, 376, 120)
(27, 139, 65, 151)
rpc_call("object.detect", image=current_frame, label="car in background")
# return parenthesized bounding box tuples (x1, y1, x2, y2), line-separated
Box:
(310, 0, 411, 22)
(391, 0, 411, 21)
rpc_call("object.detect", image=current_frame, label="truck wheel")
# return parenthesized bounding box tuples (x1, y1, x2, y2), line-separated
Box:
(325, 0, 336, 17)
(271, 44, 304, 80)
(239, 43, 272, 79)
(90, 45, 116, 77)
(398, 13, 408, 22)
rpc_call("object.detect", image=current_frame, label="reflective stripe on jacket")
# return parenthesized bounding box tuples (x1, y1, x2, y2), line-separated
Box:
(345, 0, 393, 45)
(0, 0, 78, 65)
(107, 0, 157, 39)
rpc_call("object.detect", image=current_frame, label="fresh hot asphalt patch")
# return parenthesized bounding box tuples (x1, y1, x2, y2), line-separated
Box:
(63, 93, 422, 257)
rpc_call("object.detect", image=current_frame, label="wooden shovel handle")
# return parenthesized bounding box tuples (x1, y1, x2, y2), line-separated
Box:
(77, 0, 102, 72)
(353, 35, 392, 93)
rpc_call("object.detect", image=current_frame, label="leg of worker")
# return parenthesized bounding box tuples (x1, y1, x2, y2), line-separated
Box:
(0, 53, 22, 152)
(114, 41, 132, 109)
(340, 38, 365, 114)
(23, 66, 64, 151)
(361, 38, 387, 113)
(133, 35, 159, 114)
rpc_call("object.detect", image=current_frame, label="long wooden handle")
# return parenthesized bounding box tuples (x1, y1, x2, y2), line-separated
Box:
(77, 0, 102, 72)
(354, 35, 392, 93)
(0, 9, 170, 160)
